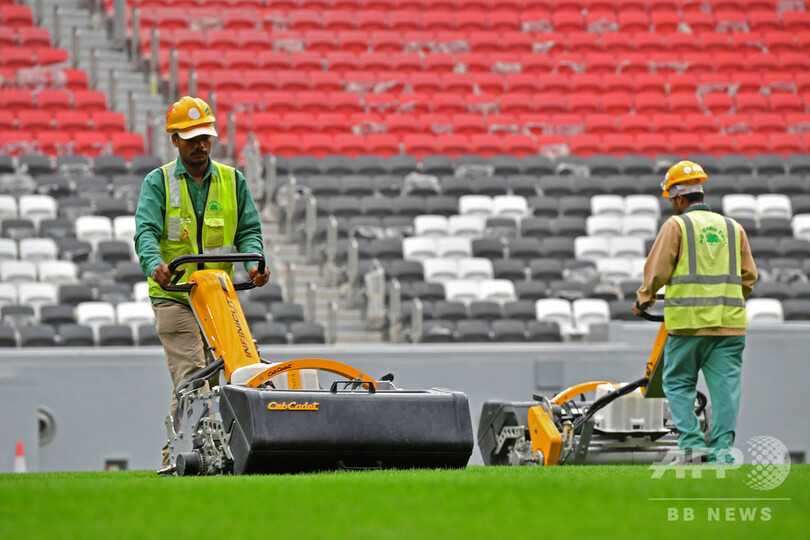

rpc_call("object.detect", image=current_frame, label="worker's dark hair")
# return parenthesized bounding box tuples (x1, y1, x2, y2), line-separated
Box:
(683, 192, 704, 204)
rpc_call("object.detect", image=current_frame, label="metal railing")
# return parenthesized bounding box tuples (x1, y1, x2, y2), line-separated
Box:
(411, 298, 423, 344)
(388, 279, 402, 342)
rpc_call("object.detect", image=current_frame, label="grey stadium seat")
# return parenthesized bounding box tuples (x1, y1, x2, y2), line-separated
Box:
(136, 324, 161, 346)
(538, 175, 574, 197)
(322, 155, 355, 175)
(505, 175, 538, 197)
(620, 155, 654, 175)
(411, 281, 445, 300)
(389, 259, 424, 283)
(19, 325, 56, 347)
(718, 154, 753, 175)
(384, 155, 419, 175)
(587, 155, 621, 175)
(421, 319, 455, 343)
(241, 301, 269, 325)
(526, 320, 562, 342)
(270, 302, 305, 324)
(603, 174, 639, 195)
(527, 196, 560, 218)
(489, 155, 522, 176)
(290, 322, 326, 344)
(353, 155, 387, 175)
(35, 174, 72, 198)
(521, 217, 554, 238)
(342, 175, 376, 197)
(421, 155, 454, 176)
(250, 283, 284, 306)
(513, 280, 548, 301)
(521, 155, 555, 175)
(737, 175, 770, 195)
(455, 319, 491, 342)
(753, 154, 786, 176)
(0, 324, 16, 347)
(492, 259, 526, 281)
(503, 300, 537, 321)
(770, 174, 806, 195)
(59, 284, 95, 305)
(130, 154, 162, 176)
(469, 301, 502, 321)
(39, 304, 76, 327)
(19, 154, 53, 176)
(492, 320, 525, 341)
(434, 301, 468, 321)
(93, 155, 128, 177)
(98, 325, 134, 346)
(253, 322, 288, 345)
(786, 154, 810, 175)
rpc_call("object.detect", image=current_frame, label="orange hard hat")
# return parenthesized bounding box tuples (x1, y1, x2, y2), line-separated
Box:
(166, 96, 217, 139)
(661, 160, 708, 198)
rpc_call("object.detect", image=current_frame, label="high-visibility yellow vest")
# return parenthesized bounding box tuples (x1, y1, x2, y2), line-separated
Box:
(147, 160, 238, 304)
(664, 210, 747, 330)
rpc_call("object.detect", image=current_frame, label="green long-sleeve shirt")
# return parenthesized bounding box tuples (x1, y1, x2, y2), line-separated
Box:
(134, 157, 265, 299)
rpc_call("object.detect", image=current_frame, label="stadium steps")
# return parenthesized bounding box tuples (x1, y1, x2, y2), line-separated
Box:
(263, 223, 384, 344)
(34, 0, 169, 139)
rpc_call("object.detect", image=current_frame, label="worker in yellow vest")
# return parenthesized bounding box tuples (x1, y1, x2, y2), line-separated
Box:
(632, 160, 758, 464)
(134, 96, 270, 468)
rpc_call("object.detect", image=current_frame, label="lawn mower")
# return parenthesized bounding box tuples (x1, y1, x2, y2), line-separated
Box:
(157, 253, 473, 476)
(478, 312, 710, 466)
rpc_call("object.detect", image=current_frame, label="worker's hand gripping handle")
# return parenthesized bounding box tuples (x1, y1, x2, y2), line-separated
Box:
(163, 252, 266, 292)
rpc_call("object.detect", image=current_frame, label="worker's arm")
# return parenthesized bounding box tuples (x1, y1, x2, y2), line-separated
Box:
(738, 225, 758, 298)
(134, 168, 168, 281)
(635, 218, 681, 312)
(233, 170, 269, 286)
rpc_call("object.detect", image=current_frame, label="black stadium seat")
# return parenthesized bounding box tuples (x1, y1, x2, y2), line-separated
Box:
(455, 319, 490, 342)
(19, 325, 56, 347)
(98, 325, 134, 346)
(290, 322, 326, 344)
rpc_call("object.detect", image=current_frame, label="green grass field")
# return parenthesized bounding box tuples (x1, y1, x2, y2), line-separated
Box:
(1, 465, 806, 540)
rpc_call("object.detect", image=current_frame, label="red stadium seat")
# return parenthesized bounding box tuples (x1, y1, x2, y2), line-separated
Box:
(437, 134, 471, 157)
(396, 93, 430, 114)
(751, 113, 784, 134)
(501, 93, 535, 114)
(0, 89, 34, 114)
(324, 51, 357, 73)
(263, 91, 299, 113)
(602, 33, 634, 53)
(715, 52, 746, 73)
(359, 51, 391, 72)
(424, 54, 455, 73)
(617, 113, 650, 133)
(634, 33, 667, 53)
(457, 52, 490, 73)
(770, 134, 803, 156)
(258, 51, 290, 71)
(537, 74, 569, 93)
(650, 11, 681, 33)
(452, 114, 486, 134)
(779, 52, 809, 72)
(680, 53, 713, 74)
(356, 11, 388, 31)
(568, 93, 600, 114)
(535, 94, 567, 114)
(783, 10, 810, 33)
(420, 113, 452, 134)
(111, 132, 145, 161)
(422, 11, 456, 32)
(1, 47, 35, 68)
(0, 4, 33, 27)
(336, 31, 368, 53)
(650, 113, 683, 134)
(309, 71, 342, 92)
(770, 94, 803, 114)
(684, 113, 717, 134)
(668, 92, 701, 114)
(240, 30, 272, 51)
(736, 92, 770, 114)
(703, 133, 736, 155)
(283, 112, 318, 133)
(636, 133, 667, 156)
(386, 114, 419, 134)
(323, 11, 356, 31)
(391, 52, 423, 73)
(668, 133, 701, 155)
(35, 89, 71, 113)
(402, 133, 437, 157)
(472, 133, 507, 156)
(72, 90, 107, 113)
(602, 73, 634, 93)
(585, 114, 615, 134)
(252, 112, 284, 133)
(717, 113, 750, 134)
(603, 133, 636, 155)
(433, 93, 467, 114)
(701, 93, 734, 115)
(666, 73, 697, 94)
(736, 133, 770, 156)
(332, 133, 365, 156)
(92, 111, 126, 135)
(37, 131, 72, 156)
(74, 131, 110, 158)
(55, 111, 90, 135)
(367, 133, 400, 156)
(569, 134, 602, 157)
(443, 73, 475, 94)
(263, 133, 303, 157)
(18, 110, 51, 134)
(601, 92, 633, 115)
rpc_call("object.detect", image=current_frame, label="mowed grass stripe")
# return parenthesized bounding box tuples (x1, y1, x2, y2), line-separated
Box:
(0, 465, 806, 540)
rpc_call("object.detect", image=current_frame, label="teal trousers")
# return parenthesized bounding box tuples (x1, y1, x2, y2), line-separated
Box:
(662, 334, 745, 461)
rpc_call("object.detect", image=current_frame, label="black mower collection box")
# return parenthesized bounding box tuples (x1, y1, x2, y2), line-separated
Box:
(220, 385, 474, 474)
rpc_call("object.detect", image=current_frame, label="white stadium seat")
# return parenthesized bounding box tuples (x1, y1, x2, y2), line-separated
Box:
(0, 260, 37, 283)
(448, 215, 486, 237)
(575, 236, 610, 261)
(402, 237, 438, 261)
(37, 260, 78, 285)
(492, 195, 528, 220)
(0, 194, 17, 219)
(18, 194, 57, 225)
(756, 194, 792, 220)
(535, 298, 573, 333)
(436, 237, 472, 259)
(621, 215, 658, 239)
(609, 236, 645, 258)
(586, 214, 622, 237)
(572, 298, 611, 334)
(478, 279, 516, 303)
(791, 214, 810, 241)
(457, 257, 494, 281)
(443, 279, 480, 303)
(18, 238, 58, 262)
(423, 258, 459, 283)
(458, 195, 493, 217)
(624, 195, 660, 220)
(746, 299, 784, 323)
(722, 194, 757, 221)
(75, 215, 113, 245)
(591, 195, 625, 217)
(0, 238, 17, 260)
(413, 215, 449, 237)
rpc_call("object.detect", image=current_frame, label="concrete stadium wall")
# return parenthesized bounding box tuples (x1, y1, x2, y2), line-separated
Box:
(0, 322, 807, 472)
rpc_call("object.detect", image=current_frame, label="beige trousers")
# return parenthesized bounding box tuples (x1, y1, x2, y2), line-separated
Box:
(153, 301, 211, 467)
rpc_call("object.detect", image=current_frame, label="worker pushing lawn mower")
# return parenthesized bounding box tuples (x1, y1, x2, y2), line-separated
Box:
(479, 160, 758, 467)
(136, 97, 473, 475)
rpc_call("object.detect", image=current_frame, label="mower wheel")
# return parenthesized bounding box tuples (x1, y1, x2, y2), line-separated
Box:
(176, 452, 203, 476)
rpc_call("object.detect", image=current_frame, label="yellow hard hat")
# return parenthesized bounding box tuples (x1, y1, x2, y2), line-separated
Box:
(661, 160, 708, 198)
(165, 96, 217, 139)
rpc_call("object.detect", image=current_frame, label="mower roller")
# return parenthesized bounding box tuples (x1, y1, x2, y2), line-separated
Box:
(157, 253, 474, 476)
(478, 312, 710, 466)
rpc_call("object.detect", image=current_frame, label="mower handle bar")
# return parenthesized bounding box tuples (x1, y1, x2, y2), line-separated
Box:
(162, 252, 266, 292)
(639, 311, 664, 323)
